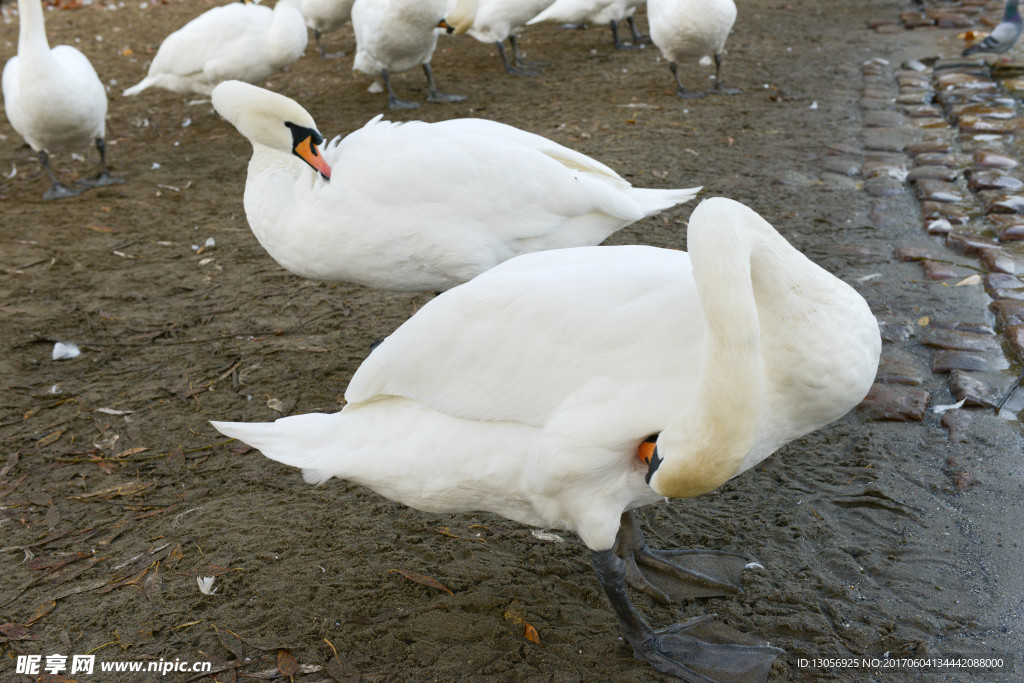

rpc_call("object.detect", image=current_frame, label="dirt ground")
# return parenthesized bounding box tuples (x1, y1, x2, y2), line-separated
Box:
(1, 0, 1023, 680)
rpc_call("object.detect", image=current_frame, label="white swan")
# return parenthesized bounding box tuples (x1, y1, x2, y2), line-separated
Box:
(122, 0, 307, 97)
(2, 0, 122, 199)
(351, 0, 475, 110)
(648, 0, 739, 97)
(210, 80, 700, 291)
(212, 197, 881, 680)
(298, 0, 355, 57)
(528, 0, 645, 50)
(468, 0, 556, 75)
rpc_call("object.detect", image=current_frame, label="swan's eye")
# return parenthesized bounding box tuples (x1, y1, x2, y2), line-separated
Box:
(285, 121, 324, 149)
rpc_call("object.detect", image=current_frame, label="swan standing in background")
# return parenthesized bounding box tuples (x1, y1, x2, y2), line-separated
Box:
(212, 197, 881, 680)
(351, 0, 475, 110)
(122, 0, 307, 97)
(962, 0, 1022, 56)
(210, 80, 699, 291)
(468, 0, 556, 75)
(298, 0, 356, 57)
(528, 0, 646, 51)
(3, 0, 122, 199)
(648, 0, 739, 97)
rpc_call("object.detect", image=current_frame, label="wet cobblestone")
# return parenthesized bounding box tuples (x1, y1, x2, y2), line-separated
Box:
(856, 30, 1024, 430)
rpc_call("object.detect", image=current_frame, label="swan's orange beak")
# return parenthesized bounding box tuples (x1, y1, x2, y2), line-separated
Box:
(294, 136, 331, 180)
(437, 19, 455, 34)
(637, 436, 658, 465)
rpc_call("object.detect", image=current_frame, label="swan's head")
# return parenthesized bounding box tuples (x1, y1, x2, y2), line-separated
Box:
(440, 0, 477, 35)
(211, 80, 332, 180)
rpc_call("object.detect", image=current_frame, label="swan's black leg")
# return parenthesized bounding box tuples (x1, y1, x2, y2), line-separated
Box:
(670, 62, 706, 99)
(627, 16, 647, 45)
(611, 20, 641, 50)
(510, 33, 550, 69)
(423, 63, 467, 103)
(496, 39, 538, 76)
(382, 68, 420, 110)
(708, 53, 741, 95)
(78, 138, 125, 188)
(37, 150, 83, 200)
(592, 549, 782, 681)
(615, 511, 748, 603)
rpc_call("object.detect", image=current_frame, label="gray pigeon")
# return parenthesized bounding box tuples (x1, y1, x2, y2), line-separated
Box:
(963, 0, 1022, 56)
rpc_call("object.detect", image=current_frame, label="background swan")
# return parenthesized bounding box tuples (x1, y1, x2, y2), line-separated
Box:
(122, 0, 307, 97)
(648, 0, 739, 97)
(2, 0, 122, 199)
(528, 0, 645, 50)
(468, 0, 557, 75)
(212, 197, 881, 680)
(298, 0, 356, 57)
(351, 0, 475, 110)
(210, 80, 700, 291)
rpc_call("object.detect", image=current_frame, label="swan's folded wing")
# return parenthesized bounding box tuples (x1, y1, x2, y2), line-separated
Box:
(432, 117, 628, 183)
(344, 245, 702, 425)
(325, 117, 692, 249)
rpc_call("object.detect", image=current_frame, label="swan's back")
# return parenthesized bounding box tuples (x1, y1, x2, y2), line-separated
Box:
(346, 245, 704, 427)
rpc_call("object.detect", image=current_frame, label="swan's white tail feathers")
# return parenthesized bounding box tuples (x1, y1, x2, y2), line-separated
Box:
(632, 186, 703, 215)
(299, 467, 333, 486)
(122, 79, 152, 97)
(210, 413, 346, 485)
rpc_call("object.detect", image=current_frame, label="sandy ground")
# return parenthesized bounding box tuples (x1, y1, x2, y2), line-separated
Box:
(1, 0, 1023, 681)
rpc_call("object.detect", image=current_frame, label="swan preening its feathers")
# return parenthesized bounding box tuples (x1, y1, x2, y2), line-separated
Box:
(3, 0, 122, 199)
(122, 0, 307, 97)
(210, 80, 700, 292)
(213, 197, 881, 679)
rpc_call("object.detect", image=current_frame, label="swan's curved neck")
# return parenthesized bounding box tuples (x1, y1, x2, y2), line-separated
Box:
(653, 219, 766, 498)
(17, 0, 51, 57)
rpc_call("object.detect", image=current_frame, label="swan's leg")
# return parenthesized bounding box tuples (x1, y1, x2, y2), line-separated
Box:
(422, 64, 467, 104)
(592, 549, 783, 681)
(627, 16, 647, 45)
(78, 138, 125, 188)
(37, 150, 83, 200)
(708, 53, 741, 95)
(382, 68, 420, 110)
(670, 62, 705, 99)
(615, 511, 748, 603)
(610, 20, 640, 50)
(510, 34, 550, 69)
(495, 39, 538, 76)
